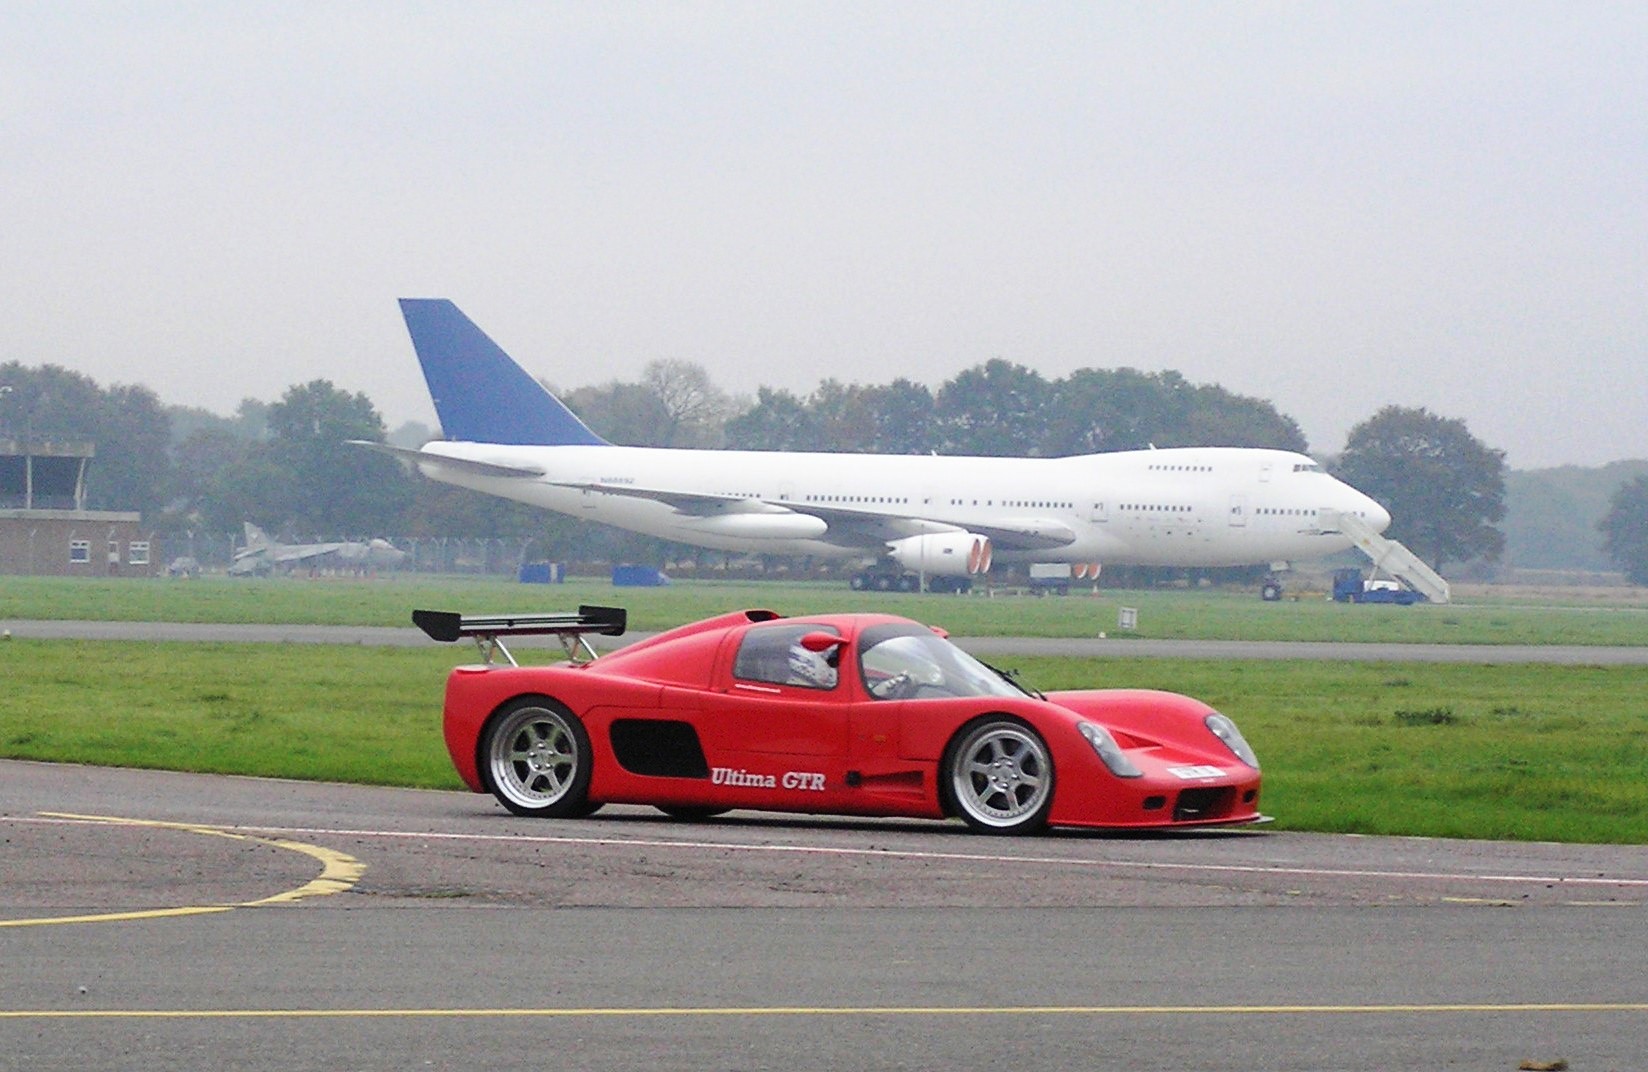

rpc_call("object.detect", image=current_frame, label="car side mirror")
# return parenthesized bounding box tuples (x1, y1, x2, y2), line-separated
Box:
(798, 631, 847, 666)
(798, 631, 846, 653)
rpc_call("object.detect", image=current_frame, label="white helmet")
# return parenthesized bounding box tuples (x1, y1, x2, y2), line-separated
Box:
(787, 643, 837, 689)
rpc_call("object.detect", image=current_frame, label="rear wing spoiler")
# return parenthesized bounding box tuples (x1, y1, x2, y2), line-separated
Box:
(413, 605, 626, 665)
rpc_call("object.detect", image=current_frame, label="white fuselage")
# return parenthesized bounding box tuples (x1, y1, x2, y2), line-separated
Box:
(415, 442, 1391, 570)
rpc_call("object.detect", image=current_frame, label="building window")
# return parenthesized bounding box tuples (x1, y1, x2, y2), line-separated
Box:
(69, 540, 91, 564)
(128, 541, 151, 566)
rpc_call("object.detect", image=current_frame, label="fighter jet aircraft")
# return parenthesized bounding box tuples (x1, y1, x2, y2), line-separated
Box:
(228, 523, 408, 576)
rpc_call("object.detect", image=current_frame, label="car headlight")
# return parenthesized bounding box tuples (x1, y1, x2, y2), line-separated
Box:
(1205, 712, 1259, 769)
(1078, 722, 1143, 778)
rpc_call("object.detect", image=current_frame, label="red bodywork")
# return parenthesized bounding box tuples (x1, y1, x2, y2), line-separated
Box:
(439, 609, 1263, 831)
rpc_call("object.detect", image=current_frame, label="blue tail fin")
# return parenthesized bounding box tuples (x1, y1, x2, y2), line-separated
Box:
(398, 299, 608, 447)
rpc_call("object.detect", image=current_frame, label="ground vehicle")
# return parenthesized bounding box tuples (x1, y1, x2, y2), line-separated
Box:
(1332, 567, 1425, 605)
(415, 605, 1265, 835)
(1027, 562, 1073, 595)
(1025, 562, 1103, 595)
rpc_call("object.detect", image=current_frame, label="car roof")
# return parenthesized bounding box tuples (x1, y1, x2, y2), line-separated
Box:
(587, 608, 940, 686)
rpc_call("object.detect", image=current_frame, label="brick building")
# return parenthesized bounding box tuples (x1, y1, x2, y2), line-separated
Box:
(0, 439, 151, 577)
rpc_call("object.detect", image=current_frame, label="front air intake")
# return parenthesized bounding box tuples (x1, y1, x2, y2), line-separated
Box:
(1173, 787, 1235, 822)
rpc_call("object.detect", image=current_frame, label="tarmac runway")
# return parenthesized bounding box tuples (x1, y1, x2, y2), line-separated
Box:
(3, 759, 1645, 1070)
(6, 616, 1648, 662)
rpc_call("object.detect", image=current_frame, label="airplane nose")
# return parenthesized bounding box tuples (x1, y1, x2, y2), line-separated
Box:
(1330, 478, 1391, 533)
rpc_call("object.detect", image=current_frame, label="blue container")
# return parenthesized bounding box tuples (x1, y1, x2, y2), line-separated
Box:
(518, 562, 565, 584)
(611, 564, 669, 587)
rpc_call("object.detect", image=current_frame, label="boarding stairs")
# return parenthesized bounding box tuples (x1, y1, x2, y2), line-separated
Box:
(1327, 510, 1452, 605)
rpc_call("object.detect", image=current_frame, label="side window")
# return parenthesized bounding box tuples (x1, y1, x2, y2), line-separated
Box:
(733, 625, 840, 691)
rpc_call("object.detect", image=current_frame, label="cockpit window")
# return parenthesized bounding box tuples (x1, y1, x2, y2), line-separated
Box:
(858, 623, 1024, 701)
(733, 624, 841, 690)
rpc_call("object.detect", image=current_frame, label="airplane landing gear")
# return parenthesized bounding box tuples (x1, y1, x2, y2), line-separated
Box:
(849, 568, 970, 594)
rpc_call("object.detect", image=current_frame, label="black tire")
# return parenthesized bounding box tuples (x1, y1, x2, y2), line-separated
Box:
(941, 717, 1054, 835)
(655, 805, 730, 821)
(478, 697, 595, 818)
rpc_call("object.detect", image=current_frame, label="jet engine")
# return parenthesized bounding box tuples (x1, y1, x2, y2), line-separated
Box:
(886, 533, 993, 577)
(677, 512, 829, 540)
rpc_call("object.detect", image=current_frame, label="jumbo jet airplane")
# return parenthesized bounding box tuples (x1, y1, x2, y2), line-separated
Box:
(358, 299, 1393, 592)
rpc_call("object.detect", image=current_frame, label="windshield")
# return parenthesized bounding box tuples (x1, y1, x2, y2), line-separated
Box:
(858, 623, 1025, 700)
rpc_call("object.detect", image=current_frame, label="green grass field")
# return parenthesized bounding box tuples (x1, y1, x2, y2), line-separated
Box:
(1, 640, 449, 789)
(3, 633, 1645, 844)
(4, 574, 1648, 645)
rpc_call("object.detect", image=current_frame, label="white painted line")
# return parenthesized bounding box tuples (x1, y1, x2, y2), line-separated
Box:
(6, 1000, 1648, 1021)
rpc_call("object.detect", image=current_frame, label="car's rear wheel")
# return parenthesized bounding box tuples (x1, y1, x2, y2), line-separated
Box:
(655, 805, 730, 821)
(480, 698, 595, 818)
(943, 718, 1054, 835)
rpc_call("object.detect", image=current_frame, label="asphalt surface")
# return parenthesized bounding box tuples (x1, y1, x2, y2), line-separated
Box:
(4, 618, 1645, 1068)
(6, 617, 1648, 662)
(3, 759, 1645, 1070)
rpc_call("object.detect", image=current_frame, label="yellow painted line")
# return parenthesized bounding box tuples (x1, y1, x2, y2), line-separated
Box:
(0, 906, 235, 927)
(0, 813, 364, 928)
(237, 835, 367, 905)
(1, 1002, 1646, 1021)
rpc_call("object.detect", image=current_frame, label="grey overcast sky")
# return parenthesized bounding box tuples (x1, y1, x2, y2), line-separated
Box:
(4, 2, 1644, 469)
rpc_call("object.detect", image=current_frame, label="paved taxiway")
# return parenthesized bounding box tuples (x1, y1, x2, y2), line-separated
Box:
(7, 617, 1648, 662)
(3, 759, 1645, 1070)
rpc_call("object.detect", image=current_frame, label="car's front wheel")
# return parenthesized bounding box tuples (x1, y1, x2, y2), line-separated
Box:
(942, 718, 1054, 835)
(479, 698, 595, 818)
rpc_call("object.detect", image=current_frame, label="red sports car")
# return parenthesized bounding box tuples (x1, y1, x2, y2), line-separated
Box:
(415, 605, 1265, 835)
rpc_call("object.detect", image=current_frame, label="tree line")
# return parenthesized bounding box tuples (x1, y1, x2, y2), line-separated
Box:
(5, 355, 1638, 581)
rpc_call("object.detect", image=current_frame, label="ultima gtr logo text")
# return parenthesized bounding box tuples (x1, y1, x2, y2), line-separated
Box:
(710, 767, 826, 791)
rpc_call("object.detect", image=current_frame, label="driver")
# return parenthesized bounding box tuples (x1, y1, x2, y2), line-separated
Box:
(787, 642, 838, 690)
(863, 634, 949, 698)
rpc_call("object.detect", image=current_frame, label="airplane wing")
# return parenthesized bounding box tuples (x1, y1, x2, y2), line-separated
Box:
(954, 517, 1078, 551)
(798, 503, 1077, 551)
(353, 440, 1073, 552)
(552, 481, 1076, 551)
(349, 441, 546, 480)
(546, 479, 770, 516)
(266, 542, 348, 564)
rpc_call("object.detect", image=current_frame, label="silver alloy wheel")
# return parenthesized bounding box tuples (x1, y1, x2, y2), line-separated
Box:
(486, 704, 582, 812)
(948, 721, 1053, 832)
